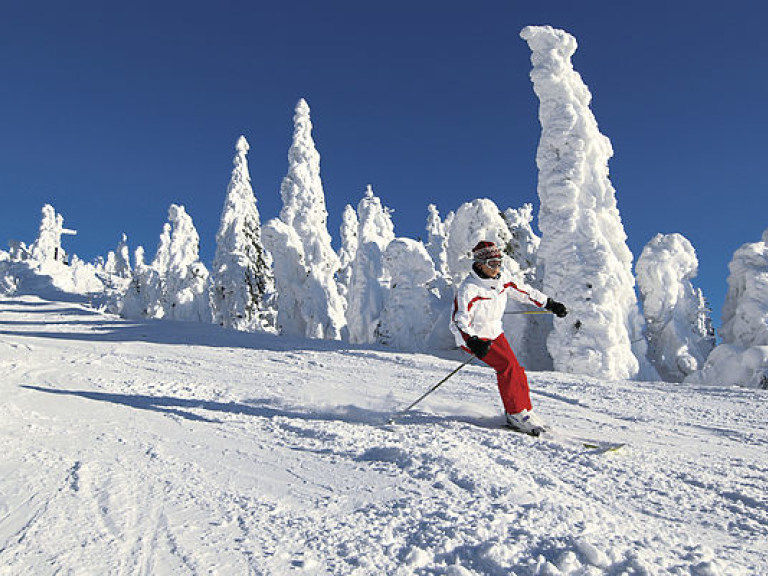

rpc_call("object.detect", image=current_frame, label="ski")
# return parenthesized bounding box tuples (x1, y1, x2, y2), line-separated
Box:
(503, 424, 626, 453)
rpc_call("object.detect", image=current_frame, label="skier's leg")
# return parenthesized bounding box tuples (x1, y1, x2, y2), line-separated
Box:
(481, 334, 532, 414)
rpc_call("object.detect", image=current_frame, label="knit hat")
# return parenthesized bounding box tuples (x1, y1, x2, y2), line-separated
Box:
(472, 241, 502, 262)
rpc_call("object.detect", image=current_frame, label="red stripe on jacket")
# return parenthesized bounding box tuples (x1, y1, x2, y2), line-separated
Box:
(502, 281, 544, 307)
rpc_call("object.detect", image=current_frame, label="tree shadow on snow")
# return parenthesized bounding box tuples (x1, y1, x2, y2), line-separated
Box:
(21, 385, 492, 431)
(21, 385, 395, 426)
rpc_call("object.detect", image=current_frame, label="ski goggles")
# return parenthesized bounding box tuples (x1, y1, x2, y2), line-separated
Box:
(480, 259, 502, 269)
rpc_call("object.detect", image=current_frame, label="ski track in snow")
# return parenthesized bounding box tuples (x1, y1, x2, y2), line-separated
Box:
(1, 295, 766, 575)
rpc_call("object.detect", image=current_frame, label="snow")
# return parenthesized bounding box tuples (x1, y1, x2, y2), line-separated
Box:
(1, 291, 767, 574)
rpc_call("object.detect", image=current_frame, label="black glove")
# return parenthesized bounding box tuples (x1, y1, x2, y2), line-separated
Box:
(545, 298, 568, 318)
(466, 336, 492, 359)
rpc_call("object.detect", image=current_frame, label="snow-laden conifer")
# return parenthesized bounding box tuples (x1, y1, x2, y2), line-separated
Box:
(345, 185, 395, 344)
(31, 204, 76, 264)
(425, 204, 449, 278)
(377, 238, 436, 350)
(521, 25, 649, 380)
(261, 221, 307, 337)
(444, 198, 515, 283)
(120, 206, 209, 322)
(210, 136, 276, 333)
(104, 234, 132, 279)
(720, 228, 768, 349)
(264, 99, 345, 339)
(164, 205, 211, 322)
(279, 99, 340, 275)
(121, 245, 164, 319)
(337, 204, 359, 300)
(503, 203, 539, 284)
(636, 233, 715, 382)
(687, 228, 768, 388)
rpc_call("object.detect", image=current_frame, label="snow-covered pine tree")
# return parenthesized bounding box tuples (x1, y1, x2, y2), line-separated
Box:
(422, 204, 454, 349)
(521, 25, 651, 380)
(345, 185, 395, 344)
(636, 233, 715, 382)
(720, 228, 768, 349)
(264, 99, 345, 340)
(377, 238, 436, 351)
(103, 234, 132, 282)
(164, 205, 211, 322)
(444, 198, 515, 283)
(31, 204, 76, 264)
(121, 245, 164, 320)
(337, 204, 359, 301)
(210, 136, 277, 333)
(686, 228, 768, 388)
(425, 204, 449, 278)
(503, 203, 539, 285)
(113, 234, 132, 279)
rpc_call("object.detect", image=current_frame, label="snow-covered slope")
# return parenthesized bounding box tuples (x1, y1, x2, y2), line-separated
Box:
(1, 295, 766, 574)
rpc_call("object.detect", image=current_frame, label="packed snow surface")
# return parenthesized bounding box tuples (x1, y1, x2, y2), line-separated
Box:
(1, 295, 767, 575)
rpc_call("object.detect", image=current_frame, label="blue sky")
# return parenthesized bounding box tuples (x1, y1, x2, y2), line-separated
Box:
(1, 1, 766, 328)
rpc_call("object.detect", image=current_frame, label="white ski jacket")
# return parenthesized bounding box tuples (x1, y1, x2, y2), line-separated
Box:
(450, 267, 548, 347)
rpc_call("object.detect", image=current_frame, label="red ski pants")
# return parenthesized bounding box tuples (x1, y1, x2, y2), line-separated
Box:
(465, 333, 532, 414)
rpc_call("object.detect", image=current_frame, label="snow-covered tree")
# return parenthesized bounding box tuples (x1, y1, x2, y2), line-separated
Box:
(264, 99, 345, 339)
(444, 198, 516, 283)
(636, 233, 715, 382)
(503, 203, 539, 284)
(120, 206, 209, 322)
(337, 204, 359, 300)
(121, 246, 164, 320)
(345, 185, 395, 344)
(104, 234, 132, 279)
(164, 205, 210, 322)
(377, 238, 436, 351)
(210, 136, 276, 333)
(687, 228, 768, 388)
(720, 229, 768, 349)
(31, 204, 76, 264)
(521, 25, 650, 380)
(425, 204, 449, 278)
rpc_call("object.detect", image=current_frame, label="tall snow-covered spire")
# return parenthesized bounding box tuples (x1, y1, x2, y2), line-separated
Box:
(264, 99, 345, 340)
(279, 99, 339, 274)
(210, 135, 277, 333)
(521, 25, 648, 380)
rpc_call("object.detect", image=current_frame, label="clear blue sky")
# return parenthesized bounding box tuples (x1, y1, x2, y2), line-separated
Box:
(1, 1, 766, 328)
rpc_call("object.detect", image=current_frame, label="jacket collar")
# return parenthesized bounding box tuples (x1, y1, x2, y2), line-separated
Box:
(470, 265, 502, 283)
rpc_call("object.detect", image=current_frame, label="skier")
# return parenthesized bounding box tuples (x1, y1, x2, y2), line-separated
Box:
(450, 241, 568, 435)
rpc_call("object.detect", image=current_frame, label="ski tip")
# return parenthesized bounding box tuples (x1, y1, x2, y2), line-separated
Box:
(582, 442, 625, 453)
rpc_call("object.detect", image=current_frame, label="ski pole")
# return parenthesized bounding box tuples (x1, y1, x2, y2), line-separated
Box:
(503, 310, 554, 315)
(387, 356, 474, 424)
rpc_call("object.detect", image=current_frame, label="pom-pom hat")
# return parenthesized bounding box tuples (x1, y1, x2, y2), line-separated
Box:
(472, 241, 502, 262)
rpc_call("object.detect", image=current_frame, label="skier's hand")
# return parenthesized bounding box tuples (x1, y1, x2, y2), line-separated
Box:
(545, 298, 568, 318)
(466, 336, 492, 359)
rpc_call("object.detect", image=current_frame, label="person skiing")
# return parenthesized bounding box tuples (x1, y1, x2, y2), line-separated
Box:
(450, 240, 568, 436)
